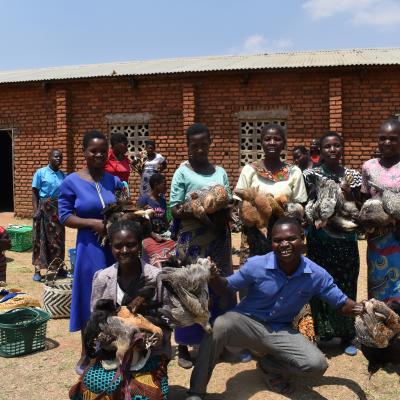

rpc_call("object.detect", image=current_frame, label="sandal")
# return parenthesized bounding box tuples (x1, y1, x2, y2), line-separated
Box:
(257, 361, 295, 395)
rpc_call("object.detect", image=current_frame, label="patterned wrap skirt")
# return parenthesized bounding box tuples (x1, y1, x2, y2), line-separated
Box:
(174, 218, 235, 346)
(32, 198, 65, 270)
(307, 227, 359, 340)
(69, 356, 169, 400)
(367, 231, 400, 303)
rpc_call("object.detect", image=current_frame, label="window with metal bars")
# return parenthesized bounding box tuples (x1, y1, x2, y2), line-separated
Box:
(109, 124, 149, 156)
(239, 120, 287, 166)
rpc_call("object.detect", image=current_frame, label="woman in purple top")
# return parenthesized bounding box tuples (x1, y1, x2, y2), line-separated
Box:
(58, 130, 123, 374)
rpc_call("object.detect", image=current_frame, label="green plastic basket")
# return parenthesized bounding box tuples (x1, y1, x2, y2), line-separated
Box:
(0, 308, 50, 357)
(6, 225, 33, 252)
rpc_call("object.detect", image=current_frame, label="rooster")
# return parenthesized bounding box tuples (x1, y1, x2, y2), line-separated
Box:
(158, 257, 212, 333)
(355, 299, 400, 378)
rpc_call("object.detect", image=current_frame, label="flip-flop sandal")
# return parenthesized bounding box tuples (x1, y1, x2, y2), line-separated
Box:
(262, 371, 295, 395)
(257, 362, 295, 395)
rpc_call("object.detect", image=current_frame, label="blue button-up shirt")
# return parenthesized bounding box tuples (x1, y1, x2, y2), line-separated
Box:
(227, 252, 348, 330)
(32, 165, 65, 199)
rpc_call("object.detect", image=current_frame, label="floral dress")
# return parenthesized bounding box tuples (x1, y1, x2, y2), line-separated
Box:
(304, 165, 361, 340)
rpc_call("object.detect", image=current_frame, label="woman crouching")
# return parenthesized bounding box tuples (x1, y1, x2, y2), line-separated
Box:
(69, 220, 171, 400)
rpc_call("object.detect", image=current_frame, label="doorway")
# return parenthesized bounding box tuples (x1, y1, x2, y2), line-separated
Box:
(0, 130, 14, 211)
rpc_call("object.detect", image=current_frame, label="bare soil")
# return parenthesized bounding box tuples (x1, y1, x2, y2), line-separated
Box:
(0, 212, 398, 400)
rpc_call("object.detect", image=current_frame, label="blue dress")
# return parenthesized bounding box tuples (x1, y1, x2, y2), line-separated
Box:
(58, 172, 122, 332)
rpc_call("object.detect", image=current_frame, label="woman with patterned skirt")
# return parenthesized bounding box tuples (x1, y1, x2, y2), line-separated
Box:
(169, 123, 234, 369)
(304, 131, 361, 356)
(361, 118, 400, 305)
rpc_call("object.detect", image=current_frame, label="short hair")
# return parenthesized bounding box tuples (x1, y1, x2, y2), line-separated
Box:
(379, 117, 400, 133)
(271, 217, 303, 236)
(186, 123, 211, 143)
(83, 130, 107, 150)
(110, 132, 128, 147)
(108, 220, 143, 243)
(149, 173, 165, 190)
(48, 148, 62, 157)
(292, 145, 308, 155)
(319, 131, 343, 148)
(145, 140, 156, 146)
(260, 123, 286, 144)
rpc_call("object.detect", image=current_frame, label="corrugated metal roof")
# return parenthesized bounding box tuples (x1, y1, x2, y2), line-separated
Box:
(1, 48, 400, 84)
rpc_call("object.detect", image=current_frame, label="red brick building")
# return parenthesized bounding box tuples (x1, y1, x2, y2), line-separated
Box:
(1, 48, 400, 217)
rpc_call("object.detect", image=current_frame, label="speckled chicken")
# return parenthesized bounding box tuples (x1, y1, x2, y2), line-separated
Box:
(180, 184, 230, 219)
(305, 175, 359, 233)
(305, 177, 340, 229)
(356, 299, 400, 378)
(359, 198, 395, 234)
(158, 257, 212, 333)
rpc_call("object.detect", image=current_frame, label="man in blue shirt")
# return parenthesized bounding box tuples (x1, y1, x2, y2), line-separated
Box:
(32, 149, 66, 281)
(186, 217, 363, 399)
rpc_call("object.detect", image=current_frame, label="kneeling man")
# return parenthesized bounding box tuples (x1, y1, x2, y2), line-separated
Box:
(187, 217, 363, 398)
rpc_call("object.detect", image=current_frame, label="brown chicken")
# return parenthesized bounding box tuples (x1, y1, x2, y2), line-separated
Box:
(234, 188, 286, 233)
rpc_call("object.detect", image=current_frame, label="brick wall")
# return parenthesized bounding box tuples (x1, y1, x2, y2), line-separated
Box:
(1, 66, 400, 217)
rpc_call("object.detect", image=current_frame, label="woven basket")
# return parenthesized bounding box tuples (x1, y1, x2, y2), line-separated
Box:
(42, 258, 72, 319)
(0, 307, 50, 357)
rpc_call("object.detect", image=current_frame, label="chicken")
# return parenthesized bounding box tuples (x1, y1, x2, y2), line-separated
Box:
(284, 202, 305, 223)
(234, 188, 286, 235)
(158, 257, 212, 333)
(305, 177, 340, 229)
(359, 198, 395, 234)
(382, 189, 400, 220)
(117, 306, 163, 338)
(131, 150, 148, 175)
(355, 299, 400, 378)
(84, 296, 163, 368)
(100, 199, 155, 245)
(180, 184, 230, 219)
(305, 176, 359, 233)
(99, 316, 142, 365)
(364, 181, 400, 221)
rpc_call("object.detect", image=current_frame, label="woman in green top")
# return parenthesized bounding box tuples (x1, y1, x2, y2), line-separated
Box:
(169, 123, 234, 368)
(303, 131, 361, 356)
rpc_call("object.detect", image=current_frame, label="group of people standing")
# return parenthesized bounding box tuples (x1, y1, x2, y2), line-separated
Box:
(29, 118, 400, 399)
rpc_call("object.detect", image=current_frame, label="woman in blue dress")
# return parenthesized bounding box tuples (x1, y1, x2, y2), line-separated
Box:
(58, 130, 123, 374)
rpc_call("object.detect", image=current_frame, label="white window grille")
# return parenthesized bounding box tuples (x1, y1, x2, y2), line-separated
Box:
(109, 124, 149, 156)
(240, 120, 287, 166)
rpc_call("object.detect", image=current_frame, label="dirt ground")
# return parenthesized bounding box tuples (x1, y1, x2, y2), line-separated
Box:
(0, 212, 399, 400)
